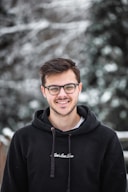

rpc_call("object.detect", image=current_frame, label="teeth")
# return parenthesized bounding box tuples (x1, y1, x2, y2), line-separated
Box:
(58, 101, 67, 104)
(57, 100, 69, 104)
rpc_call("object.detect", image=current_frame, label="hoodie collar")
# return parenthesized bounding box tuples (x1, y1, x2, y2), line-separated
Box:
(32, 105, 100, 135)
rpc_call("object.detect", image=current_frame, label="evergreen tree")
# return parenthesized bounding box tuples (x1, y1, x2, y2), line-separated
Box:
(83, 0, 128, 130)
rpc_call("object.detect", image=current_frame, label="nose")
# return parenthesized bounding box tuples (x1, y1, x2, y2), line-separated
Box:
(58, 87, 67, 96)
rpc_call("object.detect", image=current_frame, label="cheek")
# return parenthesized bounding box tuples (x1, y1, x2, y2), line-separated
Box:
(45, 94, 54, 102)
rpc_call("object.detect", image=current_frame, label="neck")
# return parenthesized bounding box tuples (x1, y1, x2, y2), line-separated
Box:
(49, 109, 80, 132)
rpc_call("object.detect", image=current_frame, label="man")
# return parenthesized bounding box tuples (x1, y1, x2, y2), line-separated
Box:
(1, 58, 127, 192)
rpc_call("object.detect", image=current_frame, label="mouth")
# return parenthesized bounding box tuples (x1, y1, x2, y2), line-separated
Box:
(56, 99, 70, 105)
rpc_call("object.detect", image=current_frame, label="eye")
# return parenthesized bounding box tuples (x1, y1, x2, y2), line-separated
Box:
(49, 86, 59, 92)
(65, 84, 75, 91)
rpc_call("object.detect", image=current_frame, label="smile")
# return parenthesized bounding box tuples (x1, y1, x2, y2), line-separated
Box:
(56, 99, 70, 104)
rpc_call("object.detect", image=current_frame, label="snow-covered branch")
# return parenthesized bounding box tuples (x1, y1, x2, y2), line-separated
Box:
(116, 131, 128, 142)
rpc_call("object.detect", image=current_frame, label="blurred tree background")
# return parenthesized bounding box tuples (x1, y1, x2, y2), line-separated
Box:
(0, 0, 128, 133)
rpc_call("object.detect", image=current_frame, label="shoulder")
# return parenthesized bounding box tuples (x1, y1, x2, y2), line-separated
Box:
(11, 124, 33, 143)
(96, 123, 120, 145)
(97, 122, 116, 135)
(15, 124, 32, 135)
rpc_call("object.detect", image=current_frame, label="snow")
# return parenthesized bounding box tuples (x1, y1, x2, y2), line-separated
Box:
(2, 127, 14, 139)
(104, 63, 118, 72)
(116, 131, 128, 142)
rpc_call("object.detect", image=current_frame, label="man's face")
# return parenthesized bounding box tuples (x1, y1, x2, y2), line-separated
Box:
(41, 69, 82, 117)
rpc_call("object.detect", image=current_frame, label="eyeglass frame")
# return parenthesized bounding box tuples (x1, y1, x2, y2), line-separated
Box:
(43, 83, 79, 95)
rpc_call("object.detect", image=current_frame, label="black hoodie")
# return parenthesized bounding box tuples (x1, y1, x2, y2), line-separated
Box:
(1, 105, 127, 192)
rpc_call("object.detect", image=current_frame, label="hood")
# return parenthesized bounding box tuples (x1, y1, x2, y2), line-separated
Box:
(32, 105, 100, 135)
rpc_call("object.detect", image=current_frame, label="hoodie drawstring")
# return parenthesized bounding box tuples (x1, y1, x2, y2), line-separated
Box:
(50, 128, 72, 192)
(50, 127, 56, 178)
(67, 134, 71, 192)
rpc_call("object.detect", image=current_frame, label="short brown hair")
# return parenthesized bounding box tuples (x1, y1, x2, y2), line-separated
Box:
(40, 58, 80, 85)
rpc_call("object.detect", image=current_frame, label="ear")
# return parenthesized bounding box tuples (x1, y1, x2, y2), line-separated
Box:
(41, 85, 46, 98)
(79, 82, 82, 93)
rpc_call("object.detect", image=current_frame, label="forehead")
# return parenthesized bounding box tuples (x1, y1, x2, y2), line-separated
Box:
(45, 69, 77, 85)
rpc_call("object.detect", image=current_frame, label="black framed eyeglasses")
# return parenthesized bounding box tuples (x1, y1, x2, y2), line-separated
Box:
(44, 83, 79, 95)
